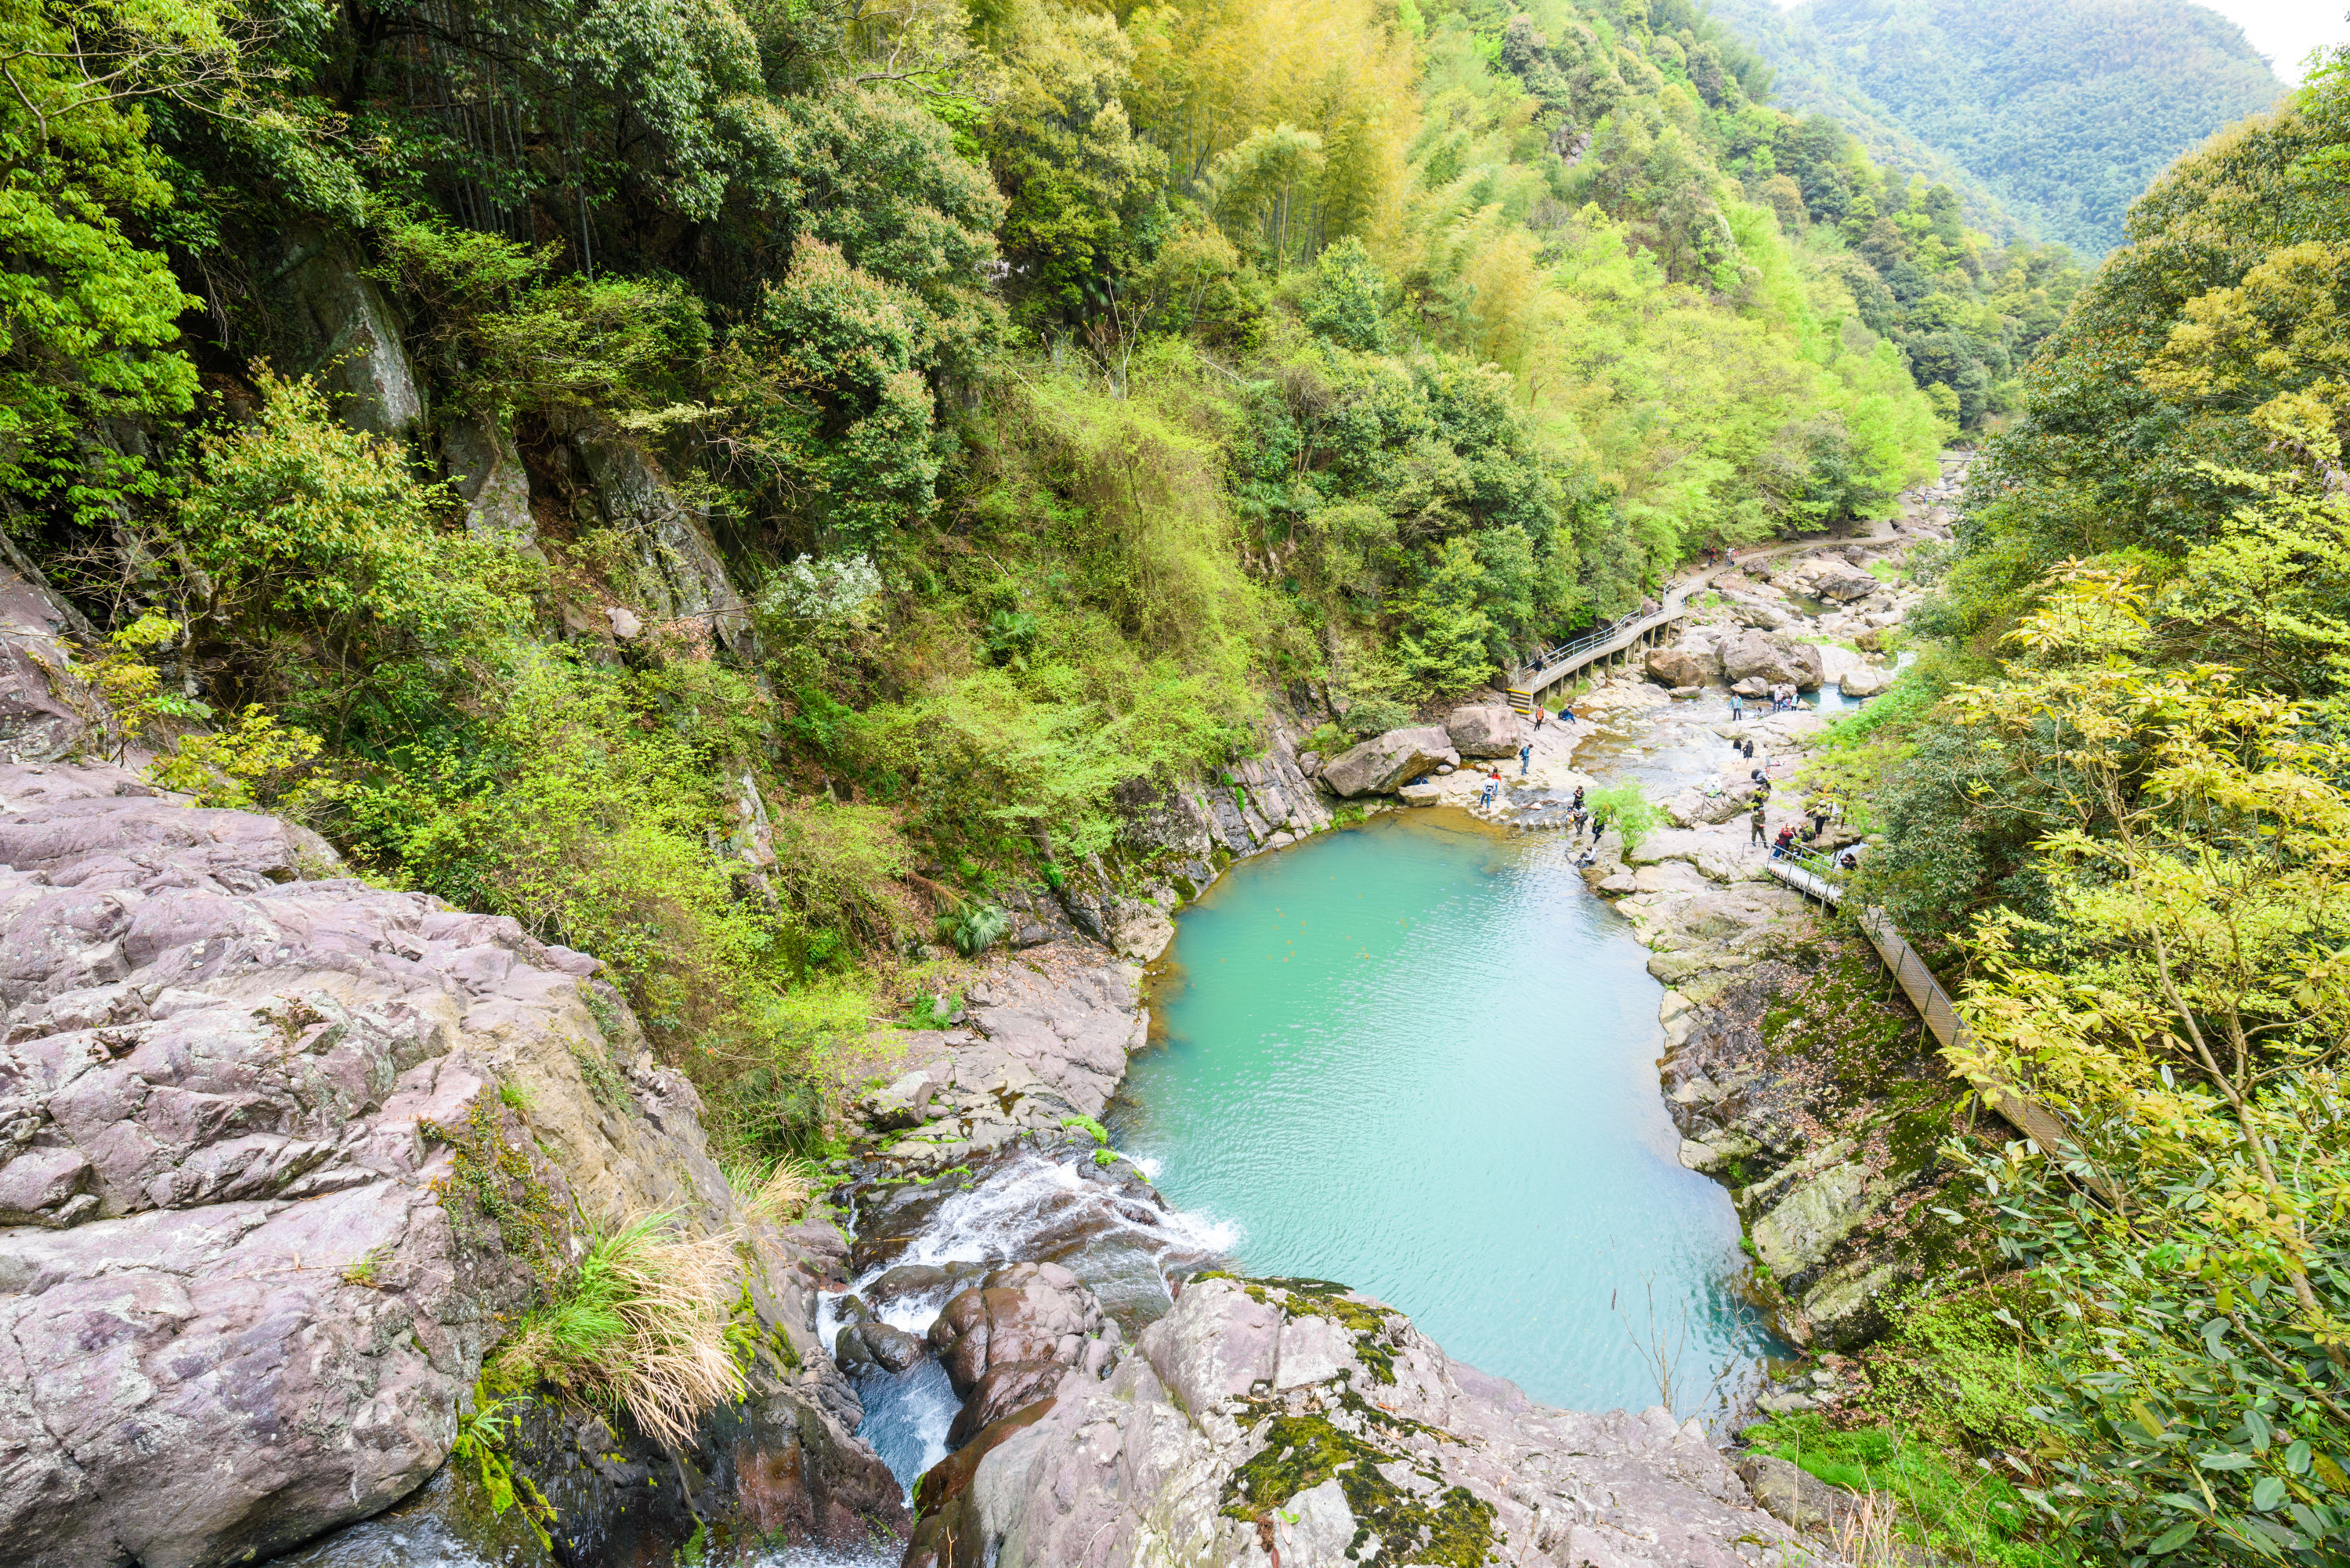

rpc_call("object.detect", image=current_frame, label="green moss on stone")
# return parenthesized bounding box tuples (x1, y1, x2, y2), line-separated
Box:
(1220, 1411, 1495, 1567)
(1238, 1277, 1403, 1385)
(424, 1096, 564, 1277)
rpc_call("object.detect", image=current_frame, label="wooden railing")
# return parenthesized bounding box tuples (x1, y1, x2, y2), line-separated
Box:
(1765, 853, 2075, 1154)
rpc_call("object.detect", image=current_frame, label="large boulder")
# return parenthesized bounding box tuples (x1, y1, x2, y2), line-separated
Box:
(1838, 661, 1895, 698)
(1444, 704, 1523, 758)
(836, 1321, 927, 1375)
(1728, 597, 1791, 630)
(1645, 644, 1716, 688)
(257, 224, 425, 439)
(945, 1360, 1069, 1448)
(1809, 560, 1882, 602)
(441, 410, 538, 553)
(852, 959, 1150, 1170)
(1320, 725, 1459, 797)
(927, 1261, 1113, 1400)
(1721, 631, 1821, 690)
(1748, 1158, 1875, 1277)
(1787, 641, 1825, 688)
(906, 1276, 1805, 1568)
(0, 763, 883, 1567)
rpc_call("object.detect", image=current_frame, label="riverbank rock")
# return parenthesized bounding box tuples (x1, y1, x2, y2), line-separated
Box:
(848, 954, 1148, 1167)
(1735, 1453, 1864, 1538)
(930, 1261, 1113, 1396)
(1320, 725, 1459, 797)
(1722, 632, 1821, 690)
(909, 1275, 1811, 1568)
(0, 761, 884, 1567)
(1838, 662, 1895, 698)
(837, 1321, 927, 1375)
(1799, 560, 1882, 604)
(1445, 704, 1523, 758)
(1647, 644, 1716, 688)
(1112, 718, 1333, 869)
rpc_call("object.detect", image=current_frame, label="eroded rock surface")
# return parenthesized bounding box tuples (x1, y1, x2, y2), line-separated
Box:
(0, 762, 886, 1567)
(852, 952, 1148, 1166)
(912, 1275, 1817, 1568)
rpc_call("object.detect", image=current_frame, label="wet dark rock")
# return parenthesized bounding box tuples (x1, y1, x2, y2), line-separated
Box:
(902, 1398, 1060, 1568)
(945, 1358, 1068, 1447)
(837, 1321, 927, 1375)
(863, 1259, 987, 1312)
(927, 1260, 1105, 1396)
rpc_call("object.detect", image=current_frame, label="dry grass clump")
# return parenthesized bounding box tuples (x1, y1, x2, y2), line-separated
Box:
(490, 1211, 743, 1447)
(726, 1155, 815, 1227)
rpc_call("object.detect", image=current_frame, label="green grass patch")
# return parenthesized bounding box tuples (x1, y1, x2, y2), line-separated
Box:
(1744, 1411, 2070, 1566)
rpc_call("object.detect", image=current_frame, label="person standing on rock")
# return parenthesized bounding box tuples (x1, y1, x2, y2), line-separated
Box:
(1518, 742, 1531, 777)
(1572, 785, 1585, 813)
(1742, 738, 1755, 761)
(1730, 691, 1744, 721)
(1750, 803, 1767, 849)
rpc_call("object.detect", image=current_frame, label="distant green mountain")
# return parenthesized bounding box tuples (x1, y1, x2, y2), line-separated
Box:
(1710, 0, 2286, 258)
(1708, 0, 2033, 246)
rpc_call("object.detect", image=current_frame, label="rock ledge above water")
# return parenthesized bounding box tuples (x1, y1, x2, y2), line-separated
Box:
(913, 1274, 1816, 1568)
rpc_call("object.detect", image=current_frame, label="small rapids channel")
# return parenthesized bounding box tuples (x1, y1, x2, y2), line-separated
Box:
(819, 1148, 1235, 1494)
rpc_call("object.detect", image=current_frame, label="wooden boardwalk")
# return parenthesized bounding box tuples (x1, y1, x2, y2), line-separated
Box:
(1766, 852, 2075, 1153)
(1506, 522, 1910, 714)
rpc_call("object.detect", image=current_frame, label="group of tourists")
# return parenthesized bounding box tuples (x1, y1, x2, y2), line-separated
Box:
(1748, 785, 1849, 862)
(1727, 684, 1805, 720)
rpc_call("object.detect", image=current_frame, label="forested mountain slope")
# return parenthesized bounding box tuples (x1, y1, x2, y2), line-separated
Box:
(1706, 0, 2030, 244)
(1715, 0, 2285, 257)
(1803, 53, 2350, 1566)
(0, 0, 2083, 1165)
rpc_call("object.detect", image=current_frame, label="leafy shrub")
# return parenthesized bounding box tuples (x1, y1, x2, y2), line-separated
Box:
(945, 901, 1011, 956)
(75, 611, 208, 758)
(148, 705, 343, 818)
(370, 208, 707, 417)
(1586, 783, 1661, 851)
(1340, 695, 1413, 739)
(164, 367, 531, 727)
(1300, 236, 1390, 352)
(905, 989, 963, 1029)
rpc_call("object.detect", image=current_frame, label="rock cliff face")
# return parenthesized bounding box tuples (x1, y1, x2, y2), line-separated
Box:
(0, 761, 893, 1568)
(913, 1275, 1814, 1568)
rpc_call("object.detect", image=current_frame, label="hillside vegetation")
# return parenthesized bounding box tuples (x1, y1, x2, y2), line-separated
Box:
(1824, 56, 2350, 1566)
(0, 0, 2059, 1161)
(1717, 0, 2285, 258)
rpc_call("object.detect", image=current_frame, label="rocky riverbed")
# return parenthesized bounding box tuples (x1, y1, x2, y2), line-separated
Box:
(1437, 460, 1980, 1378)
